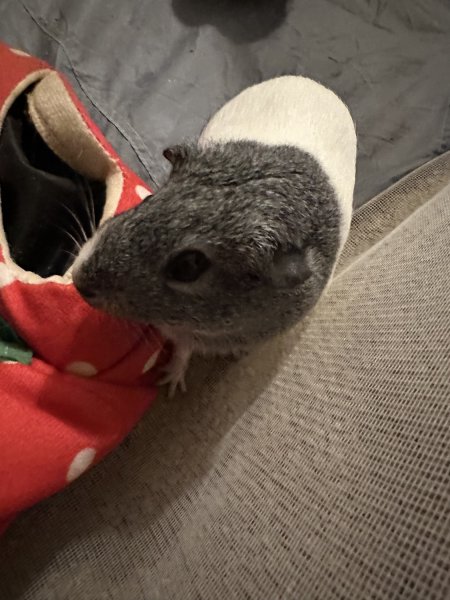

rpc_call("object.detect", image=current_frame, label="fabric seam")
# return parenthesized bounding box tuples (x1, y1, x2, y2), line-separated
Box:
(20, 1, 156, 187)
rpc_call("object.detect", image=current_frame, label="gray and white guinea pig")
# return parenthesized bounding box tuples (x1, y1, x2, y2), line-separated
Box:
(72, 76, 357, 394)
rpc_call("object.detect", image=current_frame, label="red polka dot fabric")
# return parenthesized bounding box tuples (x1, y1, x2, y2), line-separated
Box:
(0, 42, 167, 533)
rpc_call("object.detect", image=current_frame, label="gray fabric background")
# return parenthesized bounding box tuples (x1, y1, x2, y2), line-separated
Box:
(0, 0, 449, 205)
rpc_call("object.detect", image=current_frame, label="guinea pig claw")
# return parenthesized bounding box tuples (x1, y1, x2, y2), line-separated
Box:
(157, 343, 191, 397)
(170, 376, 187, 398)
(158, 365, 188, 397)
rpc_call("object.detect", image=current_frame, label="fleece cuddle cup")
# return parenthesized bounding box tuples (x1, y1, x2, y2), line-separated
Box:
(0, 42, 166, 533)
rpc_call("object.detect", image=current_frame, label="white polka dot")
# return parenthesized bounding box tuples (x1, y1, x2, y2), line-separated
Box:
(142, 351, 160, 373)
(66, 361, 98, 377)
(0, 263, 15, 287)
(10, 48, 30, 57)
(135, 184, 151, 200)
(66, 448, 96, 483)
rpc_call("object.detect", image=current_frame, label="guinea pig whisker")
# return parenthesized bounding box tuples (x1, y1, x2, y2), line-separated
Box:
(56, 224, 82, 251)
(77, 174, 97, 237)
(62, 248, 79, 259)
(61, 203, 89, 244)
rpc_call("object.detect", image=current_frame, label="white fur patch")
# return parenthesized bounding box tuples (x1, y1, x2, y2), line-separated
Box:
(70, 233, 100, 278)
(199, 76, 357, 252)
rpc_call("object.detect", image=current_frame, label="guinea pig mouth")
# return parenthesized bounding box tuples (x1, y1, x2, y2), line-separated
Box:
(72, 265, 118, 313)
(78, 292, 135, 325)
(72, 277, 108, 309)
(191, 325, 242, 339)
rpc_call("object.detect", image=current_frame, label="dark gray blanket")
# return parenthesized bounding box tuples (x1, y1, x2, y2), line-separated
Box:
(1, 0, 449, 207)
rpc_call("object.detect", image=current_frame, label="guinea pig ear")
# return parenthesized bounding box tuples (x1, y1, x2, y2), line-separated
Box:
(163, 145, 188, 171)
(270, 246, 313, 289)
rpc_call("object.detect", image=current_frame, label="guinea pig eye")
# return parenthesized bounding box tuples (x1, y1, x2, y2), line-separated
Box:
(165, 250, 211, 283)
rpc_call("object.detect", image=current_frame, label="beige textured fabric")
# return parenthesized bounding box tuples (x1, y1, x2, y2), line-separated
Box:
(28, 72, 114, 181)
(27, 73, 124, 231)
(0, 72, 123, 286)
(1, 153, 450, 599)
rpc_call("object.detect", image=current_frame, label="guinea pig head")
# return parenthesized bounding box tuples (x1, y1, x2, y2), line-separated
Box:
(72, 142, 341, 347)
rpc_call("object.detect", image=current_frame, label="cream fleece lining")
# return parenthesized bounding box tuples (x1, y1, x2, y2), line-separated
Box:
(0, 71, 123, 284)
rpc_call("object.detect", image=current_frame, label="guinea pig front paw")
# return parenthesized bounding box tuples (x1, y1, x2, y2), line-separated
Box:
(158, 367, 187, 398)
(158, 347, 191, 398)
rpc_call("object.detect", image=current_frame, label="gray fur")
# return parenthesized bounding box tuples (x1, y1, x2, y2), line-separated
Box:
(74, 141, 340, 355)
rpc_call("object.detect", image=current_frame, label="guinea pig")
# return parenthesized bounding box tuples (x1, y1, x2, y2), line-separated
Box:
(72, 76, 357, 395)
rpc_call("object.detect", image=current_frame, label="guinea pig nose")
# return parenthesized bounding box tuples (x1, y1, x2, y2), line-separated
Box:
(74, 280, 98, 301)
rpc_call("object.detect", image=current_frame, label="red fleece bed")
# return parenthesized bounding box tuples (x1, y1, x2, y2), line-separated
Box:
(0, 42, 168, 533)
